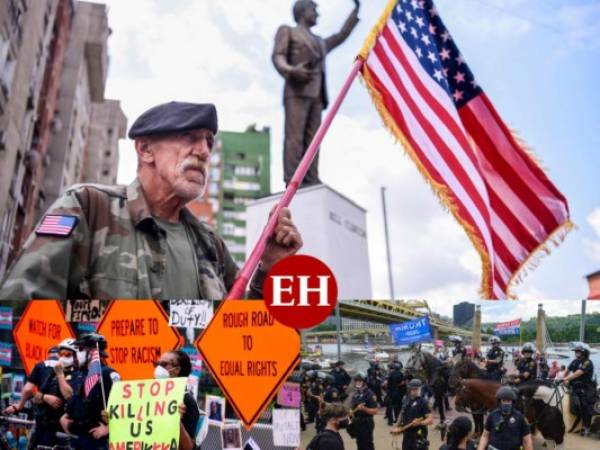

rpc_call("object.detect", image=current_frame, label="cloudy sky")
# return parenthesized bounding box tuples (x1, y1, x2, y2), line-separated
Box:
(97, 0, 599, 301)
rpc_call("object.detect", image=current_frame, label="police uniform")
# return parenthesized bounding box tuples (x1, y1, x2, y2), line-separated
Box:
(485, 346, 505, 381)
(65, 365, 120, 450)
(28, 362, 77, 448)
(330, 367, 351, 400)
(350, 387, 377, 450)
(516, 357, 537, 383)
(315, 384, 339, 433)
(0, 102, 266, 300)
(399, 395, 430, 450)
(568, 357, 595, 429)
(367, 365, 384, 405)
(484, 408, 531, 450)
(306, 378, 323, 423)
(452, 345, 467, 359)
(385, 367, 405, 425)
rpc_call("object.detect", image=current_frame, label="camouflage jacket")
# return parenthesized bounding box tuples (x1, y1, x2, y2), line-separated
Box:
(0, 179, 264, 300)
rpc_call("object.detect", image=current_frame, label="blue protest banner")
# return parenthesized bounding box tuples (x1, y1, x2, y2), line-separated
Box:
(389, 316, 432, 345)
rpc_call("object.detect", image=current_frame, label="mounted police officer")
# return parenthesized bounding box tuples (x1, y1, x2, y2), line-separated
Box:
(393, 378, 432, 450)
(450, 336, 467, 360)
(385, 361, 405, 426)
(564, 343, 596, 437)
(348, 373, 378, 450)
(330, 360, 351, 401)
(484, 336, 505, 382)
(477, 386, 533, 450)
(515, 343, 537, 384)
(60, 333, 120, 450)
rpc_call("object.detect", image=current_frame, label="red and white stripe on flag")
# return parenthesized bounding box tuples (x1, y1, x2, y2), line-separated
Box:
(358, 0, 571, 299)
(84, 349, 101, 397)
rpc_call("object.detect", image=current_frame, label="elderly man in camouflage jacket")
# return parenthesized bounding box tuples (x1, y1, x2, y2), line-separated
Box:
(0, 102, 303, 300)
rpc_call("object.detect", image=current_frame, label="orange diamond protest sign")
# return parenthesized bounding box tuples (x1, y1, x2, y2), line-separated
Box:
(97, 300, 184, 380)
(13, 300, 75, 374)
(195, 300, 300, 429)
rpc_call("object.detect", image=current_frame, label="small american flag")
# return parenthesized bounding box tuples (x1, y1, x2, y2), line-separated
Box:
(36, 215, 77, 236)
(84, 349, 101, 397)
(359, 0, 571, 298)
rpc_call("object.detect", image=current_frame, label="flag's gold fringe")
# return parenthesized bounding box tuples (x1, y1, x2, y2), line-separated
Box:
(360, 65, 493, 298)
(510, 128, 548, 172)
(358, 0, 397, 60)
(506, 220, 575, 297)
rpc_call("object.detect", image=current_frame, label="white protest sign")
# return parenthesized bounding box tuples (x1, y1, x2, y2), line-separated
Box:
(272, 409, 300, 447)
(169, 300, 213, 328)
(243, 437, 261, 450)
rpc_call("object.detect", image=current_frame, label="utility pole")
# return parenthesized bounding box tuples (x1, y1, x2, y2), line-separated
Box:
(580, 299, 587, 342)
(381, 186, 395, 299)
(335, 302, 342, 362)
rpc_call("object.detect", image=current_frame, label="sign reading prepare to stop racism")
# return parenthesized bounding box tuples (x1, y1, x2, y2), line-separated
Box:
(13, 300, 75, 374)
(107, 377, 187, 450)
(389, 316, 433, 345)
(97, 301, 184, 380)
(196, 300, 300, 428)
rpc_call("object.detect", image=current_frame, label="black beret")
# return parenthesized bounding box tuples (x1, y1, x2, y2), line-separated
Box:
(128, 101, 218, 139)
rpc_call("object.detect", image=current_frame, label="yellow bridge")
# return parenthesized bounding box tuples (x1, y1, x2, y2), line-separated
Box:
(305, 300, 486, 340)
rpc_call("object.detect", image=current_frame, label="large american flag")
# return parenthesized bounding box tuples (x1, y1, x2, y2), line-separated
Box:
(84, 349, 101, 397)
(359, 0, 571, 298)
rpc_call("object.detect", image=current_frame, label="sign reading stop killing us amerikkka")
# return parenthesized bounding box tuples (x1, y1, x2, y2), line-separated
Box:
(107, 377, 187, 450)
(389, 316, 432, 345)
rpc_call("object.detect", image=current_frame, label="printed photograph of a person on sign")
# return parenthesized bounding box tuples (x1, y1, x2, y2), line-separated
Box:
(222, 423, 243, 450)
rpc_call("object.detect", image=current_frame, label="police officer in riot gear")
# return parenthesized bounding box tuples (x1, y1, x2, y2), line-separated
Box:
(305, 370, 323, 424)
(367, 360, 385, 406)
(330, 360, 351, 401)
(385, 361, 405, 426)
(515, 343, 537, 384)
(315, 373, 340, 433)
(485, 336, 505, 382)
(349, 373, 378, 450)
(477, 386, 533, 450)
(60, 333, 120, 450)
(564, 343, 596, 437)
(393, 379, 432, 450)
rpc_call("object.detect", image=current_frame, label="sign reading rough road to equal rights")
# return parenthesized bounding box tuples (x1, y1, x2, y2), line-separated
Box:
(107, 377, 187, 450)
(97, 301, 184, 380)
(13, 301, 75, 374)
(196, 300, 300, 429)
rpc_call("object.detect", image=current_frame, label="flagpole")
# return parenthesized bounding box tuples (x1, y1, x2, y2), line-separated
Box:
(97, 342, 107, 411)
(227, 58, 365, 299)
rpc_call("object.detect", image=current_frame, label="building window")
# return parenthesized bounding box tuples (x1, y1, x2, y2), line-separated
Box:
(102, 169, 109, 177)
(104, 150, 111, 157)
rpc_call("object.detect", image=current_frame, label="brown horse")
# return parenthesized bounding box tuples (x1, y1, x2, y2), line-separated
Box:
(449, 358, 490, 437)
(454, 378, 570, 449)
(453, 378, 498, 437)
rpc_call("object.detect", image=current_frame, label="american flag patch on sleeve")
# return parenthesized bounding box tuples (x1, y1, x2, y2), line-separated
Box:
(35, 215, 78, 237)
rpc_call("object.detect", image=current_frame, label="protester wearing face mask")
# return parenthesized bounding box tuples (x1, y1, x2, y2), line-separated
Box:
(477, 386, 533, 450)
(60, 333, 120, 450)
(154, 350, 200, 450)
(306, 404, 350, 450)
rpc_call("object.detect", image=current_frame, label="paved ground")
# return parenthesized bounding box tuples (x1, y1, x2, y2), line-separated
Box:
(300, 398, 597, 449)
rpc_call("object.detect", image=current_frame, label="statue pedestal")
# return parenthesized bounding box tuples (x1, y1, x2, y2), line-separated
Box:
(245, 183, 372, 299)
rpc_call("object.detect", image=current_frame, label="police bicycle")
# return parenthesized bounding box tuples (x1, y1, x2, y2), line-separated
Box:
(0, 415, 35, 450)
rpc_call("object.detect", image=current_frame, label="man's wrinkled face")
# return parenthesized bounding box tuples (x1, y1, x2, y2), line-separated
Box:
(145, 129, 214, 201)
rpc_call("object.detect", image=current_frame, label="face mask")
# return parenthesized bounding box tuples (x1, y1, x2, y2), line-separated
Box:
(59, 356, 74, 367)
(355, 382, 364, 390)
(76, 350, 87, 366)
(154, 365, 170, 379)
(337, 418, 350, 429)
(500, 403, 512, 415)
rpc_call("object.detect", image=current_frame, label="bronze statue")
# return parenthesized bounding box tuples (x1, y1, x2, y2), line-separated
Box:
(272, 0, 360, 187)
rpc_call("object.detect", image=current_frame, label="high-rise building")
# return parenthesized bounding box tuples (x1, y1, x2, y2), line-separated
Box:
(190, 125, 271, 265)
(453, 301, 475, 328)
(0, 1, 126, 277)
